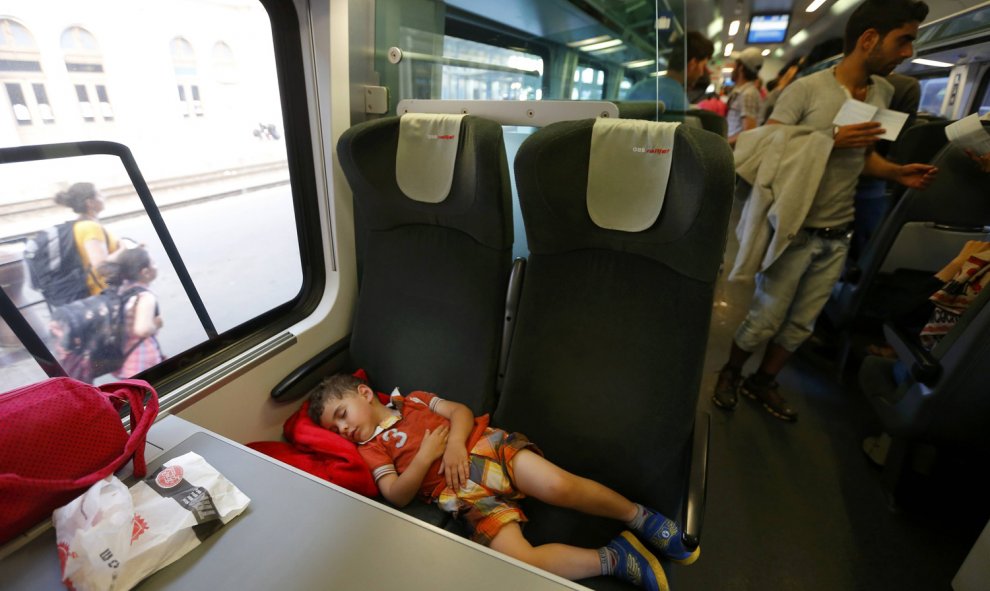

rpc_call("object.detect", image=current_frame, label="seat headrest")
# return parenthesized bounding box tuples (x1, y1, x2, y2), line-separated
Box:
(586, 118, 679, 232)
(336, 115, 512, 251)
(396, 113, 465, 203)
(514, 119, 734, 282)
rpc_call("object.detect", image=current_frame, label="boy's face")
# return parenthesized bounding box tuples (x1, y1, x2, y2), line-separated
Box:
(319, 385, 379, 443)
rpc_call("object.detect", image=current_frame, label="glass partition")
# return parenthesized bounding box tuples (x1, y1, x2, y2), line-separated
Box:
(373, 0, 700, 122)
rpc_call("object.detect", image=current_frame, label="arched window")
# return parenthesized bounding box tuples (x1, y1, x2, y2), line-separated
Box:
(61, 25, 113, 122)
(212, 41, 237, 84)
(0, 18, 53, 125)
(170, 36, 203, 117)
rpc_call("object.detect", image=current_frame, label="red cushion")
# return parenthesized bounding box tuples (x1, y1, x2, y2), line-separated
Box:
(246, 368, 387, 497)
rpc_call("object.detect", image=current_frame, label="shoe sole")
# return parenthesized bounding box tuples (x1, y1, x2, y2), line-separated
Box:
(711, 394, 737, 411)
(620, 531, 670, 591)
(740, 386, 798, 422)
(670, 544, 701, 566)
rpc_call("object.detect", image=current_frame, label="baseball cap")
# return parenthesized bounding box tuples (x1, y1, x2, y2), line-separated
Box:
(736, 47, 764, 72)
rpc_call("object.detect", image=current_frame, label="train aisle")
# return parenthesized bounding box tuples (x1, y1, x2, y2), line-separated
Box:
(679, 198, 989, 591)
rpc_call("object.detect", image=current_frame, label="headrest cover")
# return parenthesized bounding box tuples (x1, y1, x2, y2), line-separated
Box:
(396, 113, 466, 203)
(587, 118, 680, 232)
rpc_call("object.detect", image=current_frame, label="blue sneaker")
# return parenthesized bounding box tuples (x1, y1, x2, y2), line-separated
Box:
(637, 508, 700, 565)
(606, 531, 670, 591)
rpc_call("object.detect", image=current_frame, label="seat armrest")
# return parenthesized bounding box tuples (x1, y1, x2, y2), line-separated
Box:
(883, 322, 941, 386)
(270, 336, 351, 402)
(497, 257, 526, 392)
(681, 411, 709, 550)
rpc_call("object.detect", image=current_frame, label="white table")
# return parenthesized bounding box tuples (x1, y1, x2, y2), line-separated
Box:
(0, 416, 583, 590)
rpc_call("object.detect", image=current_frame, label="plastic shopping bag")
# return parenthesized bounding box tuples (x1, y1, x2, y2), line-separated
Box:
(53, 452, 250, 591)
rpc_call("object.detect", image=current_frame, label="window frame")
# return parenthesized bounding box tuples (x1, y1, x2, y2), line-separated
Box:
(0, 0, 326, 398)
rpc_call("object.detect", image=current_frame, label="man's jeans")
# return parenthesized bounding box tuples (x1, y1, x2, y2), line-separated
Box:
(735, 229, 851, 353)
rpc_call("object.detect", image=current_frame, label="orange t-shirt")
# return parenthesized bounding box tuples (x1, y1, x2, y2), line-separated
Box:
(358, 391, 488, 501)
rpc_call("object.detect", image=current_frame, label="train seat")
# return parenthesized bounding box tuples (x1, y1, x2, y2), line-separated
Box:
(825, 138, 990, 338)
(858, 277, 990, 505)
(330, 113, 512, 413)
(883, 118, 954, 203)
(492, 118, 733, 585)
(613, 101, 729, 138)
(269, 114, 513, 523)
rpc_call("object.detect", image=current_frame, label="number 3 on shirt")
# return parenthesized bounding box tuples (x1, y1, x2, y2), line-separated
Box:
(382, 428, 407, 448)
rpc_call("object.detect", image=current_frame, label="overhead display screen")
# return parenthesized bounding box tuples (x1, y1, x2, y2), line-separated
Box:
(747, 14, 790, 44)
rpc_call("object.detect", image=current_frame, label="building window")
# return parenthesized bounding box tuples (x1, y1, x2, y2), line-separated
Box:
(213, 41, 237, 84)
(61, 26, 112, 123)
(5, 81, 30, 123)
(1, 18, 50, 127)
(171, 36, 203, 117)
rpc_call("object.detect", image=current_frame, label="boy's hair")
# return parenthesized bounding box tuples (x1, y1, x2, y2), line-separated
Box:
(307, 373, 365, 425)
(844, 0, 929, 55)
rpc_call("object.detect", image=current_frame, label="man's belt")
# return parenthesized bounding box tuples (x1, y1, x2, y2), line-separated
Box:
(804, 225, 853, 239)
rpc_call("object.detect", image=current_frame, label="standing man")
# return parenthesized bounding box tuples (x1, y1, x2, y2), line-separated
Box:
(713, 0, 937, 421)
(726, 47, 765, 146)
(627, 31, 715, 112)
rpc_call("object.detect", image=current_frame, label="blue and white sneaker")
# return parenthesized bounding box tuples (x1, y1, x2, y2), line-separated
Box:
(606, 531, 670, 591)
(637, 508, 700, 565)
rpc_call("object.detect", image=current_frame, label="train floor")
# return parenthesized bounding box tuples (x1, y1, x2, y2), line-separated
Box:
(676, 199, 989, 591)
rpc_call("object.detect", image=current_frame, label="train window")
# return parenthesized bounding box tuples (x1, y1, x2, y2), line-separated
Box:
(440, 36, 543, 100)
(933, 4, 990, 42)
(978, 82, 990, 117)
(0, 0, 312, 394)
(572, 65, 605, 100)
(618, 77, 634, 99)
(918, 75, 949, 115)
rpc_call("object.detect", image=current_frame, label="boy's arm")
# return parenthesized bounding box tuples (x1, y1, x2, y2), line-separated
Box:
(376, 425, 449, 507)
(432, 399, 474, 490)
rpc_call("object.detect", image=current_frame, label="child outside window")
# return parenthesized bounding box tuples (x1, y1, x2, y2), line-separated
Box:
(98, 247, 164, 377)
(308, 373, 698, 591)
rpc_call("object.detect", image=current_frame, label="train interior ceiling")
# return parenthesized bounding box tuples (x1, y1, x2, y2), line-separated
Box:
(2, 0, 990, 589)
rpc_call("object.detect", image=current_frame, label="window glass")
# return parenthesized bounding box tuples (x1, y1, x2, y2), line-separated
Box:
(5, 82, 31, 123)
(977, 79, 990, 117)
(572, 65, 604, 99)
(918, 75, 949, 116)
(0, 0, 300, 392)
(931, 5, 990, 42)
(440, 36, 543, 100)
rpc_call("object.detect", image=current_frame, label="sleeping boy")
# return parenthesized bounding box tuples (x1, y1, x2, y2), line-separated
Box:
(308, 373, 699, 591)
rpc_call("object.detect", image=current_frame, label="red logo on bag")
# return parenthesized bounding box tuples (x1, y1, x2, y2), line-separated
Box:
(58, 542, 79, 590)
(156, 465, 184, 489)
(132, 514, 149, 543)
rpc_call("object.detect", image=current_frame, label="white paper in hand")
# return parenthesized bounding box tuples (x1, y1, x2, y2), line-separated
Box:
(945, 113, 990, 154)
(832, 98, 908, 141)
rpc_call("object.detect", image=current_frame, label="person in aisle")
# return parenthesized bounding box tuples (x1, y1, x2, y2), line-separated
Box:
(714, 0, 937, 421)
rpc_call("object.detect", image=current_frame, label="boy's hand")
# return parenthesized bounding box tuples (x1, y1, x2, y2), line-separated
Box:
(417, 425, 449, 464)
(440, 444, 470, 491)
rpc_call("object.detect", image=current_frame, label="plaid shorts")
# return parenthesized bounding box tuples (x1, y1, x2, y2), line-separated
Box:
(436, 427, 539, 545)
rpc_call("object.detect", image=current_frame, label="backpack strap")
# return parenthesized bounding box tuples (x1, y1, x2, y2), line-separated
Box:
(117, 285, 152, 360)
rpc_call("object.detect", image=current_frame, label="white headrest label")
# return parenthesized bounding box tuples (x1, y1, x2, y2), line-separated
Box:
(396, 114, 465, 203)
(587, 118, 679, 232)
